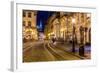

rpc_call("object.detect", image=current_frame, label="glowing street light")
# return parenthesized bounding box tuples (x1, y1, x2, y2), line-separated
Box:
(72, 18, 76, 24)
(87, 13, 91, 18)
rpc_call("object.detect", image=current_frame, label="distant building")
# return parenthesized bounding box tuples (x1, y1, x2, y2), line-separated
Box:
(22, 10, 38, 41)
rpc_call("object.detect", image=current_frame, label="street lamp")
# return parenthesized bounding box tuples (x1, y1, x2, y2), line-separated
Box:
(72, 18, 76, 53)
(79, 26, 85, 57)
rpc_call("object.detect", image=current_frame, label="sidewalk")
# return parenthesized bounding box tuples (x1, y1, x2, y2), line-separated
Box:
(55, 42, 91, 59)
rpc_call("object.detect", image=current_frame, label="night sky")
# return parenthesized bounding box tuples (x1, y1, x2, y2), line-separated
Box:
(37, 11, 54, 32)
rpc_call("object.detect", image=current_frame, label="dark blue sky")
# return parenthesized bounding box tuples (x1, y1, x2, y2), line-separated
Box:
(37, 11, 54, 32)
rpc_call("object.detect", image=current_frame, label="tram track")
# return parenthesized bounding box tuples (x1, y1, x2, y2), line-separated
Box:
(47, 42, 82, 60)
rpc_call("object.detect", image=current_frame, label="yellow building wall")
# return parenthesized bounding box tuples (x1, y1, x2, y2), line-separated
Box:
(23, 10, 38, 41)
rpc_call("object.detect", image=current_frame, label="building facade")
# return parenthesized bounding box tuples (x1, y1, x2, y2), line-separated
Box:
(22, 10, 38, 42)
(45, 12, 91, 45)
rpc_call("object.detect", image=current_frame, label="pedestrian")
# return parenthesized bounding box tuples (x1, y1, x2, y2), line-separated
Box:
(52, 37, 55, 43)
(52, 37, 57, 45)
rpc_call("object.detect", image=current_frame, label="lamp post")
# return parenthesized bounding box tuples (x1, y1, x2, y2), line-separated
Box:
(72, 18, 76, 53)
(79, 25, 85, 57)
